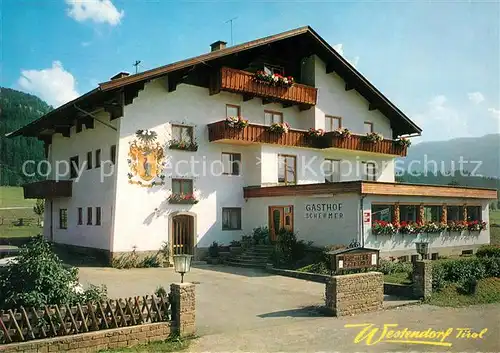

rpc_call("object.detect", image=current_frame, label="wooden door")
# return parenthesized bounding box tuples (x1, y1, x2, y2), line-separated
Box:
(268, 205, 294, 242)
(172, 215, 194, 255)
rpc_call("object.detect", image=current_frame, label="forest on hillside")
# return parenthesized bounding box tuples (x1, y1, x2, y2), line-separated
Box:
(0, 87, 52, 186)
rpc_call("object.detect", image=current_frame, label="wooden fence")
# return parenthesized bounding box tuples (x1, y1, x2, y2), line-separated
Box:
(0, 295, 171, 344)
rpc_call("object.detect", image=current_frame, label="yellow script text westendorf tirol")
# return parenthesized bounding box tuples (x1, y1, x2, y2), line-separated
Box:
(345, 323, 488, 347)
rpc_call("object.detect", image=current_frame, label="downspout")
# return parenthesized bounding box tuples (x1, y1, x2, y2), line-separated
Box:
(50, 200, 54, 242)
(360, 195, 366, 247)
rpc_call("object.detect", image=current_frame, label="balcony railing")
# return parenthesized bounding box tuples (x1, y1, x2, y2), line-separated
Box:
(208, 120, 407, 156)
(211, 67, 317, 107)
(23, 180, 73, 199)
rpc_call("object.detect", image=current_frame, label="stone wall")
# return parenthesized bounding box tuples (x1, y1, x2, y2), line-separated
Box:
(325, 272, 384, 316)
(413, 260, 432, 299)
(0, 283, 196, 353)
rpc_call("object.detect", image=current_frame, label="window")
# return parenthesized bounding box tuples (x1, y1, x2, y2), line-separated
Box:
(95, 207, 102, 226)
(110, 145, 117, 165)
(87, 151, 93, 170)
(364, 122, 373, 134)
(222, 152, 241, 175)
(363, 162, 377, 181)
(372, 205, 394, 222)
(264, 111, 283, 125)
(172, 179, 193, 195)
(95, 149, 101, 168)
(447, 206, 464, 221)
(466, 206, 481, 221)
(226, 104, 240, 117)
(172, 125, 193, 143)
(59, 209, 68, 229)
(325, 116, 341, 132)
(77, 208, 83, 225)
(400, 205, 417, 222)
(278, 155, 296, 185)
(222, 208, 242, 230)
(69, 156, 79, 179)
(263, 64, 284, 76)
(87, 207, 93, 225)
(324, 159, 341, 183)
(424, 206, 440, 222)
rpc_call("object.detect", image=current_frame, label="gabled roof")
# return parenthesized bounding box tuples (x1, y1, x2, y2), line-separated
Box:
(7, 26, 422, 138)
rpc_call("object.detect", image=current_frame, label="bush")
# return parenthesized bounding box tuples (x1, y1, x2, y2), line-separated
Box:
(378, 259, 413, 275)
(476, 245, 500, 258)
(272, 229, 307, 267)
(481, 256, 500, 277)
(139, 254, 162, 268)
(252, 226, 270, 245)
(208, 241, 220, 258)
(0, 235, 105, 309)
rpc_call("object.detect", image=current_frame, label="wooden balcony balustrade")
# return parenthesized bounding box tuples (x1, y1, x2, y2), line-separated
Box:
(210, 67, 318, 107)
(23, 180, 73, 199)
(208, 120, 408, 156)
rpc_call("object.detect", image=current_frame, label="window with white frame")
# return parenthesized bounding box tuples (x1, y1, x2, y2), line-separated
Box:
(226, 104, 240, 117)
(278, 155, 296, 185)
(264, 111, 283, 125)
(325, 116, 341, 132)
(324, 159, 341, 183)
(364, 122, 373, 134)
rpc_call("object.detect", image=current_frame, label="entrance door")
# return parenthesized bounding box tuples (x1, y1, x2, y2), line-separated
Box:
(172, 215, 194, 255)
(268, 206, 294, 242)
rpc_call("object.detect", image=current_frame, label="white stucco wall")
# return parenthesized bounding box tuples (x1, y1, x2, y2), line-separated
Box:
(46, 111, 119, 250)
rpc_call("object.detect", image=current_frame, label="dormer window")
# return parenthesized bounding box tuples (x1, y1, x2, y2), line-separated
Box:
(263, 64, 284, 76)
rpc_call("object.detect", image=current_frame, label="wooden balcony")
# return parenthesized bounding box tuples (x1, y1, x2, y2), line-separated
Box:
(23, 180, 73, 199)
(208, 120, 407, 156)
(323, 132, 408, 156)
(210, 67, 317, 107)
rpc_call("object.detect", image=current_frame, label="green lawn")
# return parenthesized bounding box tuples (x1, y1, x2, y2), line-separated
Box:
(100, 336, 192, 353)
(0, 186, 35, 208)
(384, 272, 412, 285)
(0, 187, 40, 238)
(490, 210, 500, 225)
(426, 277, 500, 307)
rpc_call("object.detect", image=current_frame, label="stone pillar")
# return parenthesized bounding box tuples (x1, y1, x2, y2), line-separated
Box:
(170, 283, 196, 337)
(417, 204, 425, 224)
(441, 205, 447, 223)
(413, 260, 432, 299)
(393, 203, 400, 225)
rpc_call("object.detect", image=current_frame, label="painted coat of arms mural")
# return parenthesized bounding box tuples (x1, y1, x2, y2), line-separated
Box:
(127, 129, 166, 187)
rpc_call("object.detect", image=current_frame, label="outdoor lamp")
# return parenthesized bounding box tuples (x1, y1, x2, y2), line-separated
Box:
(415, 242, 429, 260)
(173, 254, 193, 283)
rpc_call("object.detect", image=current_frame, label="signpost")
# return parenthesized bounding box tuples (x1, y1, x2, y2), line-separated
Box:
(327, 247, 380, 274)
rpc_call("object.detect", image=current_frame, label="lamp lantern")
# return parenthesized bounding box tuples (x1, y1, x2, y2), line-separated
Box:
(173, 254, 193, 283)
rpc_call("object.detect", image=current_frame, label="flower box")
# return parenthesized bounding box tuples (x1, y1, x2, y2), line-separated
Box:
(448, 221, 468, 232)
(422, 222, 448, 233)
(168, 193, 199, 204)
(168, 139, 198, 151)
(267, 122, 290, 134)
(395, 137, 411, 147)
(331, 128, 352, 139)
(254, 71, 294, 87)
(307, 128, 325, 137)
(467, 221, 487, 232)
(225, 116, 249, 129)
(362, 132, 384, 144)
(399, 221, 422, 235)
(371, 220, 398, 235)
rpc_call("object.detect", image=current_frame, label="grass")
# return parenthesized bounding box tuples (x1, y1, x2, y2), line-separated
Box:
(491, 226, 500, 246)
(0, 187, 40, 239)
(426, 277, 500, 307)
(0, 186, 35, 208)
(384, 272, 412, 285)
(99, 336, 192, 353)
(490, 209, 500, 225)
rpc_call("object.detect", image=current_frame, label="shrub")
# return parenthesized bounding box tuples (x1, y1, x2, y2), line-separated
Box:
(208, 241, 220, 258)
(476, 245, 500, 258)
(252, 226, 270, 245)
(481, 256, 500, 278)
(432, 263, 448, 291)
(378, 259, 413, 275)
(272, 229, 307, 267)
(155, 286, 167, 297)
(139, 254, 162, 268)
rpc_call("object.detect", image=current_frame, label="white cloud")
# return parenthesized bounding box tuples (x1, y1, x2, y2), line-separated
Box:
(488, 108, 500, 119)
(81, 41, 92, 47)
(468, 92, 485, 104)
(333, 43, 359, 68)
(17, 61, 79, 107)
(66, 0, 124, 26)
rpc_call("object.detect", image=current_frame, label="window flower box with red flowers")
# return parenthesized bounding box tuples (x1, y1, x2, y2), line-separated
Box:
(225, 116, 249, 129)
(448, 221, 468, 232)
(422, 222, 448, 234)
(467, 221, 487, 232)
(372, 220, 398, 235)
(331, 128, 352, 139)
(399, 221, 422, 235)
(395, 137, 411, 148)
(168, 193, 199, 204)
(362, 132, 384, 144)
(168, 139, 198, 152)
(254, 71, 294, 87)
(268, 122, 290, 134)
(307, 128, 325, 137)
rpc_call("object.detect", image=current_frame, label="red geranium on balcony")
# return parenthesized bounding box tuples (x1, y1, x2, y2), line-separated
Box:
(467, 220, 487, 232)
(168, 193, 199, 204)
(372, 220, 398, 235)
(254, 70, 294, 88)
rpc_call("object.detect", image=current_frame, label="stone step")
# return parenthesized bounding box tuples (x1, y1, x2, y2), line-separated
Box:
(237, 254, 270, 261)
(224, 260, 267, 269)
(242, 249, 274, 255)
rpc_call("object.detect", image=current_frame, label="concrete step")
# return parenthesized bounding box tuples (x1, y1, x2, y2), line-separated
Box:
(237, 255, 270, 261)
(224, 260, 267, 269)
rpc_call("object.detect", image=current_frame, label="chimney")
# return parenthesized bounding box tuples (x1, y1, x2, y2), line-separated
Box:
(110, 72, 130, 80)
(210, 40, 227, 52)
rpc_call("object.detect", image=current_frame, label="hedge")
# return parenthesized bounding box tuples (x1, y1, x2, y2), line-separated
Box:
(476, 245, 500, 258)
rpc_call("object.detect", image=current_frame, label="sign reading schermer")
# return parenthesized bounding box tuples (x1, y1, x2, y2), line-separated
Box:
(304, 203, 344, 220)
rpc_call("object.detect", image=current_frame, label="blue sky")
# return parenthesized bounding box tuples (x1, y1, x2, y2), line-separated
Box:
(3, 0, 499, 142)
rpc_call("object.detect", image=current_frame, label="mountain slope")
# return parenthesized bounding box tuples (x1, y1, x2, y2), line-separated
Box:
(0, 87, 52, 186)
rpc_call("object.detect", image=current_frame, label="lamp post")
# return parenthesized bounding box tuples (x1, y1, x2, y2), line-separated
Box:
(415, 242, 429, 260)
(173, 254, 193, 283)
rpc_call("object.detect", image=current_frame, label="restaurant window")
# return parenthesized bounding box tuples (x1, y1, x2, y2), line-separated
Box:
(325, 116, 341, 132)
(324, 159, 341, 183)
(69, 156, 79, 179)
(447, 206, 464, 221)
(400, 205, 417, 222)
(87, 207, 93, 225)
(278, 155, 296, 185)
(95, 207, 102, 226)
(77, 208, 83, 225)
(172, 179, 193, 195)
(364, 122, 373, 134)
(95, 149, 101, 168)
(372, 204, 393, 222)
(466, 206, 481, 221)
(264, 111, 283, 125)
(222, 208, 241, 230)
(226, 104, 240, 117)
(87, 151, 93, 170)
(110, 145, 117, 165)
(172, 125, 193, 143)
(59, 209, 68, 229)
(222, 152, 241, 176)
(424, 206, 440, 222)
(363, 162, 377, 181)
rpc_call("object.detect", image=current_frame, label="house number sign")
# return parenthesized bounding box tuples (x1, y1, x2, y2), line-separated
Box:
(304, 203, 344, 220)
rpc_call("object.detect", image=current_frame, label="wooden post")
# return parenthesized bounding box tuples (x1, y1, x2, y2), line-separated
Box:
(441, 205, 447, 223)
(417, 204, 425, 224)
(462, 205, 468, 221)
(393, 203, 400, 225)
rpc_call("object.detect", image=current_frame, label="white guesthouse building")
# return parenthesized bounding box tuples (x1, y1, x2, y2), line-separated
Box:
(9, 27, 497, 263)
